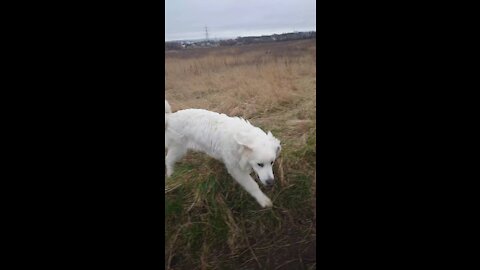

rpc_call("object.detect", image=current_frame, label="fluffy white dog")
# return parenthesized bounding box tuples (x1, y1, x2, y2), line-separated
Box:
(165, 100, 281, 208)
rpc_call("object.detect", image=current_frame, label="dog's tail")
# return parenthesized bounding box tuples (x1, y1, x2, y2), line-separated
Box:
(165, 100, 172, 114)
(165, 100, 172, 129)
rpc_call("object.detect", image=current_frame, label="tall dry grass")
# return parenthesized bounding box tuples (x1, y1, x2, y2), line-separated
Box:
(165, 40, 316, 119)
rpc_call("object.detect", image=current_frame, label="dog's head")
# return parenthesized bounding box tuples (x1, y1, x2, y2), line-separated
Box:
(234, 130, 281, 188)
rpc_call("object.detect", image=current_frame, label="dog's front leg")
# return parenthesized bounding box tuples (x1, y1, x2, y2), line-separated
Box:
(228, 167, 273, 208)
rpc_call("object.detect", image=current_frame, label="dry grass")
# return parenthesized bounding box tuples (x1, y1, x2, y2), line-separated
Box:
(165, 39, 316, 270)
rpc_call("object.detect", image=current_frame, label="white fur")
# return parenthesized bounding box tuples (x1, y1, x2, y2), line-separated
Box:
(165, 100, 281, 208)
(165, 100, 171, 129)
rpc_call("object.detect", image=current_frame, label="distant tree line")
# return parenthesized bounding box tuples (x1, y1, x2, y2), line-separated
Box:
(165, 31, 316, 51)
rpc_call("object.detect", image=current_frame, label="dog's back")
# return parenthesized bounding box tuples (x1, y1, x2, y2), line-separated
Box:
(166, 108, 260, 159)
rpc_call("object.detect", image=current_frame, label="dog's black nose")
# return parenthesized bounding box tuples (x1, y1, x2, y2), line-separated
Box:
(265, 179, 274, 187)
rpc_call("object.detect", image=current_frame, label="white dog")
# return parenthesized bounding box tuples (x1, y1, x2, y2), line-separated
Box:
(165, 100, 281, 208)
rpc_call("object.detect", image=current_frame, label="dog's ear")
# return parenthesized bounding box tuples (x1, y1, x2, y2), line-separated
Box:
(235, 132, 254, 170)
(234, 132, 253, 149)
(268, 131, 282, 158)
(234, 132, 255, 150)
(267, 131, 279, 142)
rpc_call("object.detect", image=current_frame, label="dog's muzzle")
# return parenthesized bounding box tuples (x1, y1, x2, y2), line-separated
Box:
(265, 179, 274, 188)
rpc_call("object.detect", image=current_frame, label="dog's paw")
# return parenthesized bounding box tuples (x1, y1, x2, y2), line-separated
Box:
(259, 197, 273, 208)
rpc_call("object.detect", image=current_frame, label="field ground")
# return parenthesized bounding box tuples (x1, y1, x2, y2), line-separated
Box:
(165, 39, 316, 270)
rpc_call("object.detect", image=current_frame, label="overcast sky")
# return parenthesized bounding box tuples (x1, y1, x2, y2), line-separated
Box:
(165, 0, 316, 41)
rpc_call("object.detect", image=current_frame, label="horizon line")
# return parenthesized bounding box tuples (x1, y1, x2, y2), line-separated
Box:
(165, 29, 316, 42)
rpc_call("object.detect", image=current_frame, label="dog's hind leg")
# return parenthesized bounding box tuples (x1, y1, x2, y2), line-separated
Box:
(166, 144, 187, 177)
(227, 167, 273, 208)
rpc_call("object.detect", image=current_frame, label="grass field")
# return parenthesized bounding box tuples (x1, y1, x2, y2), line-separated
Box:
(165, 39, 316, 270)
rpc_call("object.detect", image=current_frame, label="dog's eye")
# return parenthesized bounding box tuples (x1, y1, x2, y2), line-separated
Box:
(257, 163, 264, 167)
(271, 161, 274, 165)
